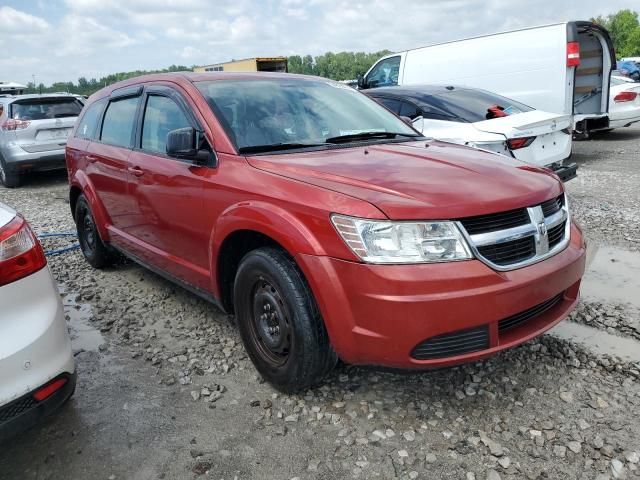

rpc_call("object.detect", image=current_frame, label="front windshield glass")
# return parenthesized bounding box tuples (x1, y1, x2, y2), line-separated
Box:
(196, 78, 419, 152)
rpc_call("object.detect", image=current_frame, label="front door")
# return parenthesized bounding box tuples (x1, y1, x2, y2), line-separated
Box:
(124, 88, 210, 290)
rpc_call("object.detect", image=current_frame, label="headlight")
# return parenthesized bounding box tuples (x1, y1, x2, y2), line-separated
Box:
(331, 214, 473, 264)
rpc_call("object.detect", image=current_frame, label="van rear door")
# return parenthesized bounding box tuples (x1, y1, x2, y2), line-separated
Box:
(569, 21, 616, 130)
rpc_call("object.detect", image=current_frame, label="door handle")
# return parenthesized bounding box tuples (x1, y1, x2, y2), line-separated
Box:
(127, 166, 145, 177)
(86, 155, 97, 163)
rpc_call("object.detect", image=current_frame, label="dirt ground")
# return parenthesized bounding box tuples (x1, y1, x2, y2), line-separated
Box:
(0, 127, 639, 480)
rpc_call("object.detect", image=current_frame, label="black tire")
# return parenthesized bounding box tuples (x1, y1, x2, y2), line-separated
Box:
(234, 247, 337, 392)
(0, 156, 21, 188)
(75, 194, 116, 269)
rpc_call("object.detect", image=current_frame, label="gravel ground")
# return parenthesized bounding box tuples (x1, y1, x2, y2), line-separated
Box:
(0, 127, 639, 480)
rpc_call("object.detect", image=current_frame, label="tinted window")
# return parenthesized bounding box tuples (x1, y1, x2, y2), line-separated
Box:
(366, 56, 401, 88)
(399, 101, 420, 119)
(373, 97, 401, 113)
(75, 99, 106, 140)
(419, 89, 534, 123)
(100, 96, 139, 147)
(141, 95, 191, 154)
(196, 79, 418, 152)
(10, 97, 83, 120)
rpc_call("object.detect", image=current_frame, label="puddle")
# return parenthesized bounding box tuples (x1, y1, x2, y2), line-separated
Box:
(550, 321, 640, 363)
(63, 293, 105, 353)
(581, 245, 640, 308)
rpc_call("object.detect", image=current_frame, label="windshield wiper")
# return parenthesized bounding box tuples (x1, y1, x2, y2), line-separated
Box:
(324, 131, 421, 144)
(238, 142, 325, 154)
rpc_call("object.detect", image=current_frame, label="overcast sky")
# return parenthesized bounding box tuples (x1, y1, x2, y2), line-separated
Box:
(1, 0, 637, 85)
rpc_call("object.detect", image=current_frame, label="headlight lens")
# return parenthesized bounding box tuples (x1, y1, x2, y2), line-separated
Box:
(331, 215, 473, 264)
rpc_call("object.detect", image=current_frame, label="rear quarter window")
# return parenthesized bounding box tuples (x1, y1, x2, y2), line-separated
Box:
(9, 97, 83, 120)
(75, 99, 106, 140)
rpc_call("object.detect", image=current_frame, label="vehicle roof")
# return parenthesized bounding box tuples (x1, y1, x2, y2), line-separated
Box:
(364, 85, 487, 104)
(0, 202, 17, 229)
(0, 93, 81, 103)
(89, 71, 324, 102)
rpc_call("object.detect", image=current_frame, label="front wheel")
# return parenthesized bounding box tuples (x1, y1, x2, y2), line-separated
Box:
(75, 194, 117, 269)
(234, 247, 337, 392)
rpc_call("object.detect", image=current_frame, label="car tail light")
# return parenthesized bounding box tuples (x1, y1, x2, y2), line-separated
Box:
(567, 42, 580, 67)
(0, 215, 47, 287)
(1, 119, 31, 131)
(613, 91, 638, 103)
(507, 136, 536, 150)
(33, 377, 68, 401)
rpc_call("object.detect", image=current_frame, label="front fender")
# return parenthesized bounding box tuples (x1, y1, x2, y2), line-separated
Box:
(70, 170, 111, 242)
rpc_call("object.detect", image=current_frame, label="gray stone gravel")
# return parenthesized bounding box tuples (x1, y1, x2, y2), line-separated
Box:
(0, 128, 639, 479)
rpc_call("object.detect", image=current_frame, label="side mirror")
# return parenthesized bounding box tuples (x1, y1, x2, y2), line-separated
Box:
(400, 116, 413, 125)
(166, 127, 212, 165)
(411, 115, 424, 133)
(357, 74, 366, 90)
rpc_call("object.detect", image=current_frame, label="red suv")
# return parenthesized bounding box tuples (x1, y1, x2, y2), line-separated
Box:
(66, 73, 586, 391)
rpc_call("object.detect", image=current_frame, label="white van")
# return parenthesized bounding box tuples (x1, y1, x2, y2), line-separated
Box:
(359, 21, 616, 133)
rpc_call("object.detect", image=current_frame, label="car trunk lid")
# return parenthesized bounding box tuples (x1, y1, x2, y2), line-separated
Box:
(472, 111, 572, 138)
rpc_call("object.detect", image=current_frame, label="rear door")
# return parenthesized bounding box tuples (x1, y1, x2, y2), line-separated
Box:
(86, 88, 141, 235)
(125, 84, 210, 289)
(7, 96, 83, 154)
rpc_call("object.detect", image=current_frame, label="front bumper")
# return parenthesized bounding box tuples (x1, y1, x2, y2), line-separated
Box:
(296, 222, 585, 368)
(0, 372, 76, 443)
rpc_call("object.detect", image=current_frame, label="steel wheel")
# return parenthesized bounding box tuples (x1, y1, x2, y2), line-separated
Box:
(248, 277, 292, 367)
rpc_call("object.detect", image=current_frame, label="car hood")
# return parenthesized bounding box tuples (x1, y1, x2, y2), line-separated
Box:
(246, 141, 562, 220)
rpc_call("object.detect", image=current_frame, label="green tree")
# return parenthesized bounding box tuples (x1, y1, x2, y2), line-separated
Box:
(593, 10, 640, 57)
(287, 50, 392, 80)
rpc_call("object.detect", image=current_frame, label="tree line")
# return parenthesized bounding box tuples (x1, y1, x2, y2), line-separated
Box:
(592, 9, 640, 58)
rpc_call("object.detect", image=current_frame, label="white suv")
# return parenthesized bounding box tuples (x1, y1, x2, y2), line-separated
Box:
(0, 202, 75, 441)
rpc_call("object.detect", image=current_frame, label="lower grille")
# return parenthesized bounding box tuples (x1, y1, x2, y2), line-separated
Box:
(498, 293, 564, 333)
(0, 396, 36, 424)
(411, 325, 489, 360)
(477, 237, 536, 266)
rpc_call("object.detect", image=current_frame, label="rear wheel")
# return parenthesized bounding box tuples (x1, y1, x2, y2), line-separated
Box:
(75, 194, 116, 269)
(234, 247, 337, 392)
(0, 157, 20, 188)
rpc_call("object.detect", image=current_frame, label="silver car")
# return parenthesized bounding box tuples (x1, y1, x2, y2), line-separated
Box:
(0, 93, 84, 188)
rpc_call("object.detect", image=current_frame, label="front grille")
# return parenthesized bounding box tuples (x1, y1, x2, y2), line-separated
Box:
(459, 208, 530, 235)
(0, 396, 36, 424)
(547, 221, 566, 249)
(541, 195, 564, 217)
(498, 293, 564, 333)
(411, 325, 489, 360)
(459, 194, 569, 270)
(477, 237, 536, 266)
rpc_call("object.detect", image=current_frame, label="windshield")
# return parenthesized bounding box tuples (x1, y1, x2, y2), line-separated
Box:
(196, 78, 419, 152)
(10, 97, 83, 120)
(421, 89, 534, 123)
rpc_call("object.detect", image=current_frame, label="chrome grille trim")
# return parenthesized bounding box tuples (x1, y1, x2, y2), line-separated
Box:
(457, 194, 571, 271)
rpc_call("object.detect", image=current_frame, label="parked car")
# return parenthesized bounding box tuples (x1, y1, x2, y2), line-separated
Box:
(0, 202, 76, 441)
(66, 72, 586, 392)
(358, 21, 615, 133)
(0, 93, 85, 188)
(365, 85, 577, 182)
(604, 76, 640, 130)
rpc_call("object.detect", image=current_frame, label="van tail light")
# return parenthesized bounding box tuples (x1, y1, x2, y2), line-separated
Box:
(0, 215, 47, 287)
(613, 91, 638, 103)
(1, 119, 31, 131)
(507, 136, 536, 150)
(567, 42, 581, 67)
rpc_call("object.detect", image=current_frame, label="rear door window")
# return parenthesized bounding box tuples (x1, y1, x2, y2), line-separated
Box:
(76, 99, 106, 140)
(10, 97, 83, 120)
(399, 101, 420, 119)
(422, 89, 534, 123)
(141, 95, 191, 155)
(100, 96, 140, 148)
(372, 96, 401, 114)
